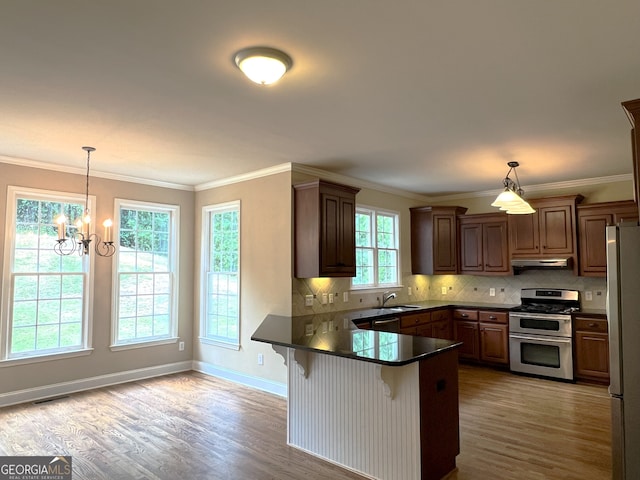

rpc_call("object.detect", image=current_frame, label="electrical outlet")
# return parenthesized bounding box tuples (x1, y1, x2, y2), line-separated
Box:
(343, 291, 349, 302)
(257, 353, 264, 365)
(322, 293, 328, 305)
(489, 288, 496, 297)
(178, 341, 185, 351)
(408, 286, 412, 296)
(585, 291, 593, 301)
(329, 293, 334, 304)
(305, 295, 313, 307)
(441, 286, 447, 295)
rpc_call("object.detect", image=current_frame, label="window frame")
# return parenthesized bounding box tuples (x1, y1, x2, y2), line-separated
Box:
(1, 186, 95, 365)
(110, 198, 180, 351)
(199, 200, 241, 350)
(352, 205, 401, 290)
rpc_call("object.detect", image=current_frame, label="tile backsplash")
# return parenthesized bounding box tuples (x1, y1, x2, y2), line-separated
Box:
(292, 270, 607, 316)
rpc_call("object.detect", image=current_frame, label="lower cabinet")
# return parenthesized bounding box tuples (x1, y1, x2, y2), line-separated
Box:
(479, 310, 509, 365)
(574, 316, 610, 384)
(453, 309, 480, 360)
(400, 309, 452, 340)
(454, 309, 509, 365)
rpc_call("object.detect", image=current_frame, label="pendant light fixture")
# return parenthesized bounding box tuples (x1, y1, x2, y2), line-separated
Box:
(234, 46, 292, 85)
(491, 161, 536, 214)
(54, 146, 116, 257)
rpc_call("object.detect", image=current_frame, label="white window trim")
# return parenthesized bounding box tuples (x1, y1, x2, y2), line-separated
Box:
(110, 198, 180, 350)
(199, 200, 241, 349)
(351, 204, 401, 291)
(1, 186, 95, 363)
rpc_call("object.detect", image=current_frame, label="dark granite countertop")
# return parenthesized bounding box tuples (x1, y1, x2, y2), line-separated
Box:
(574, 308, 607, 317)
(252, 313, 462, 366)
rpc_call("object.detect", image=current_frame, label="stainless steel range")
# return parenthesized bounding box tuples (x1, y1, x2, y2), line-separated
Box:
(509, 288, 580, 381)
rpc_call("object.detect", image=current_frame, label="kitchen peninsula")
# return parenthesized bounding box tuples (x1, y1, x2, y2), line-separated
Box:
(252, 312, 462, 480)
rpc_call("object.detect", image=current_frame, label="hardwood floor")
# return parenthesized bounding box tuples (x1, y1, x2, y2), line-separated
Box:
(0, 364, 611, 480)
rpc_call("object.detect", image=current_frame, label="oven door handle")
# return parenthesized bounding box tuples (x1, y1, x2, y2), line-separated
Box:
(509, 333, 571, 344)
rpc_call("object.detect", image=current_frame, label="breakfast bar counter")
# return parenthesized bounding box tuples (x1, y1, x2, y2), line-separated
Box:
(252, 314, 462, 480)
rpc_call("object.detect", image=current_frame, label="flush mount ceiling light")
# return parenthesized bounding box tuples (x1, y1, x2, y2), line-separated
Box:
(490, 161, 536, 215)
(234, 46, 292, 85)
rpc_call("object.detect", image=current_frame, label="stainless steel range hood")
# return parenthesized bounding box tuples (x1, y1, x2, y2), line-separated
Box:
(511, 257, 572, 272)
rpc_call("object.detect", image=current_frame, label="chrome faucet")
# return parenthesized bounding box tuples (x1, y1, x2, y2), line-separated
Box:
(381, 291, 397, 307)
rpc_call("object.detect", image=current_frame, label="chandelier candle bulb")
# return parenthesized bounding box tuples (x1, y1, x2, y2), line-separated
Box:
(82, 214, 91, 236)
(56, 215, 67, 240)
(103, 219, 113, 243)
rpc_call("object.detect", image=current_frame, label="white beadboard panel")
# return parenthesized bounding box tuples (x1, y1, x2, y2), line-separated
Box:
(288, 349, 421, 480)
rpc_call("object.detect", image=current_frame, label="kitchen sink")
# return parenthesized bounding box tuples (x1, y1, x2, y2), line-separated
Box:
(376, 305, 421, 310)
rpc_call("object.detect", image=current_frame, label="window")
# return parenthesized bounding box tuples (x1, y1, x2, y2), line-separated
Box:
(201, 201, 240, 348)
(353, 206, 400, 288)
(1, 187, 92, 361)
(112, 200, 179, 348)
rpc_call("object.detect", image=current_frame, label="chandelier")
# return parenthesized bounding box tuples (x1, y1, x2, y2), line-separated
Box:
(54, 146, 115, 257)
(490, 161, 536, 214)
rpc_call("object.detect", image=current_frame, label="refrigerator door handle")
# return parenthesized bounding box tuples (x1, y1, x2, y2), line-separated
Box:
(606, 225, 622, 396)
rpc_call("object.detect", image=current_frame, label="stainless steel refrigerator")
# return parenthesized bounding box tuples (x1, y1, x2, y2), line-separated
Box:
(606, 223, 640, 479)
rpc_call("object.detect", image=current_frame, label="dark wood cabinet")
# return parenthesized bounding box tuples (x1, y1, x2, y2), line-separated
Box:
(453, 309, 480, 360)
(454, 309, 508, 365)
(577, 200, 638, 277)
(622, 99, 640, 221)
(400, 309, 452, 340)
(293, 180, 360, 278)
(478, 311, 509, 365)
(459, 213, 510, 275)
(410, 206, 468, 275)
(509, 195, 583, 274)
(574, 315, 609, 384)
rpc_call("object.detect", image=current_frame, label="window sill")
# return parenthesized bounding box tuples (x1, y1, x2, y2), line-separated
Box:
(110, 337, 178, 352)
(1, 348, 94, 367)
(199, 337, 240, 351)
(349, 285, 403, 294)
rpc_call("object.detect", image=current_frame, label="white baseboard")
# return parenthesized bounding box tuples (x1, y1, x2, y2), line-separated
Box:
(193, 361, 287, 397)
(0, 361, 193, 408)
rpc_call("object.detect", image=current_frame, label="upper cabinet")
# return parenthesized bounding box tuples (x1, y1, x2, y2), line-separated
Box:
(410, 206, 467, 275)
(459, 213, 510, 275)
(509, 195, 583, 274)
(294, 179, 360, 278)
(577, 200, 638, 276)
(622, 98, 640, 221)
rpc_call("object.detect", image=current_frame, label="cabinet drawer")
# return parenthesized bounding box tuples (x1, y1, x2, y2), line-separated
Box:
(452, 309, 478, 321)
(400, 312, 432, 328)
(479, 311, 508, 324)
(431, 308, 450, 322)
(575, 317, 608, 334)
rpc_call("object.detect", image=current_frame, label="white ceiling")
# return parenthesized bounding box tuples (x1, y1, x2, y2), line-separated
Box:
(1, 1, 639, 195)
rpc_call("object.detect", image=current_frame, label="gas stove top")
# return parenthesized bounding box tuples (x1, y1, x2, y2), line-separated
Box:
(511, 288, 580, 315)
(510, 303, 580, 314)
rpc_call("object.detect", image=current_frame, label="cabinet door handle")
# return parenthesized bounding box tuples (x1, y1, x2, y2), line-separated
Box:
(461, 313, 468, 318)
(489, 315, 497, 320)
(588, 322, 597, 327)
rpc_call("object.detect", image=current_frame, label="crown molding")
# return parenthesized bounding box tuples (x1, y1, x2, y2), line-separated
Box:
(430, 173, 634, 202)
(0, 155, 194, 191)
(194, 162, 292, 191)
(290, 163, 433, 201)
